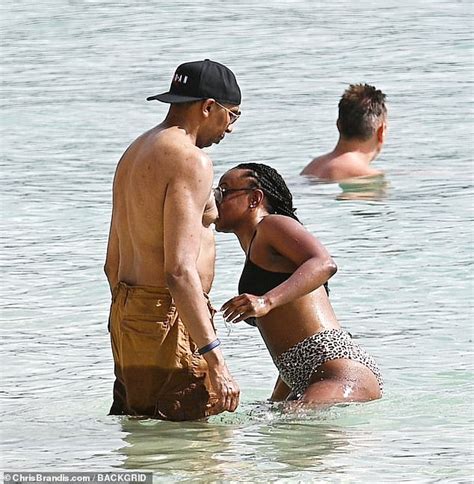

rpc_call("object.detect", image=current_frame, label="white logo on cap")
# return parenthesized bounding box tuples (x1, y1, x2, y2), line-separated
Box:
(173, 74, 188, 84)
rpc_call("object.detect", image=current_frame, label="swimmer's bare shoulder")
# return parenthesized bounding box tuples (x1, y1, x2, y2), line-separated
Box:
(301, 153, 382, 180)
(300, 153, 332, 176)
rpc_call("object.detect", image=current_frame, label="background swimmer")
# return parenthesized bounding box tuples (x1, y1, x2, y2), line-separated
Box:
(301, 84, 387, 181)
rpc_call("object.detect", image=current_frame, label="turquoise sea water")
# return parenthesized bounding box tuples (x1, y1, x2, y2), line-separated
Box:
(1, 1, 473, 482)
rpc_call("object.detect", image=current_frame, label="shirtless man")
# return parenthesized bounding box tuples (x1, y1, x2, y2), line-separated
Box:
(105, 59, 241, 420)
(300, 84, 387, 181)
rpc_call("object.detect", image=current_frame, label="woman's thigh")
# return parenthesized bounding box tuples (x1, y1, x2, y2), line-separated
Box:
(300, 358, 381, 404)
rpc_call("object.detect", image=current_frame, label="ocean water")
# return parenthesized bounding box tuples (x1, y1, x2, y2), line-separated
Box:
(1, 0, 473, 482)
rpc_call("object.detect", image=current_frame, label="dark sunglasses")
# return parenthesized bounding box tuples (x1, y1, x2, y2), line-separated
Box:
(214, 186, 254, 204)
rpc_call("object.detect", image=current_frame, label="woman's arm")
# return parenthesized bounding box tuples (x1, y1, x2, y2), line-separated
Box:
(262, 215, 337, 309)
(221, 215, 337, 323)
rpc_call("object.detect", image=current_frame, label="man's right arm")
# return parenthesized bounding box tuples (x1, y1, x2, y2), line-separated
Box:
(163, 151, 239, 413)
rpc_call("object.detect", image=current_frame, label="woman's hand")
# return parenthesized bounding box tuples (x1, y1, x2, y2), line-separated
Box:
(220, 293, 272, 323)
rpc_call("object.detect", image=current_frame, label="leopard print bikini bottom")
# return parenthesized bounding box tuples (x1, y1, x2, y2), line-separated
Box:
(274, 328, 384, 398)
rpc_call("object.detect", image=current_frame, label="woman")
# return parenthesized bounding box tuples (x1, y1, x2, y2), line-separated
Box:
(214, 163, 383, 404)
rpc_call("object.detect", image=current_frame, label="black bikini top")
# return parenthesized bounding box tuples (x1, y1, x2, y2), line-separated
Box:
(238, 228, 329, 326)
(238, 235, 292, 298)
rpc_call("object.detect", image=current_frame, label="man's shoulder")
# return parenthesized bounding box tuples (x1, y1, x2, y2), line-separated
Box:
(301, 152, 381, 181)
(300, 153, 332, 176)
(150, 129, 212, 172)
(332, 156, 382, 179)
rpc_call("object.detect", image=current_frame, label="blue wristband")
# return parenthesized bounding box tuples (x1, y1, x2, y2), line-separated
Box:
(198, 338, 221, 355)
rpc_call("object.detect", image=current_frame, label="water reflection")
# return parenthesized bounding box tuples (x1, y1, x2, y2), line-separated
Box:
(301, 175, 389, 201)
(115, 403, 352, 480)
(337, 175, 388, 201)
(117, 417, 239, 478)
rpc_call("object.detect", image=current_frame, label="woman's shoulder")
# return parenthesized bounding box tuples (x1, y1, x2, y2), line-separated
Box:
(258, 214, 302, 236)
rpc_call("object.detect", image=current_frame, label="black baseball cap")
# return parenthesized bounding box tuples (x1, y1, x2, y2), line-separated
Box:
(147, 59, 241, 105)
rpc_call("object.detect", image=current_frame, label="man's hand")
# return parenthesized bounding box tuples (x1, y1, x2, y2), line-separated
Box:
(221, 293, 272, 324)
(205, 359, 240, 413)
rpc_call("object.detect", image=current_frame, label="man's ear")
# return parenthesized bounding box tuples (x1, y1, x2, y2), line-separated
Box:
(201, 99, 215, 118)
(377, 121, 387, 144)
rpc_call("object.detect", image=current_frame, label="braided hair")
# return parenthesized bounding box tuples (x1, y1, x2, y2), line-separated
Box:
(235, 163, 300, 222)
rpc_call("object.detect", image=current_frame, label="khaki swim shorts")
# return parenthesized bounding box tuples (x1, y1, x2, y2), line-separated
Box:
(108, 282, 219, 421)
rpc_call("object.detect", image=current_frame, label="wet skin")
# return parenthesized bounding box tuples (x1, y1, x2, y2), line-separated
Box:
(215, 168, 382, 404)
